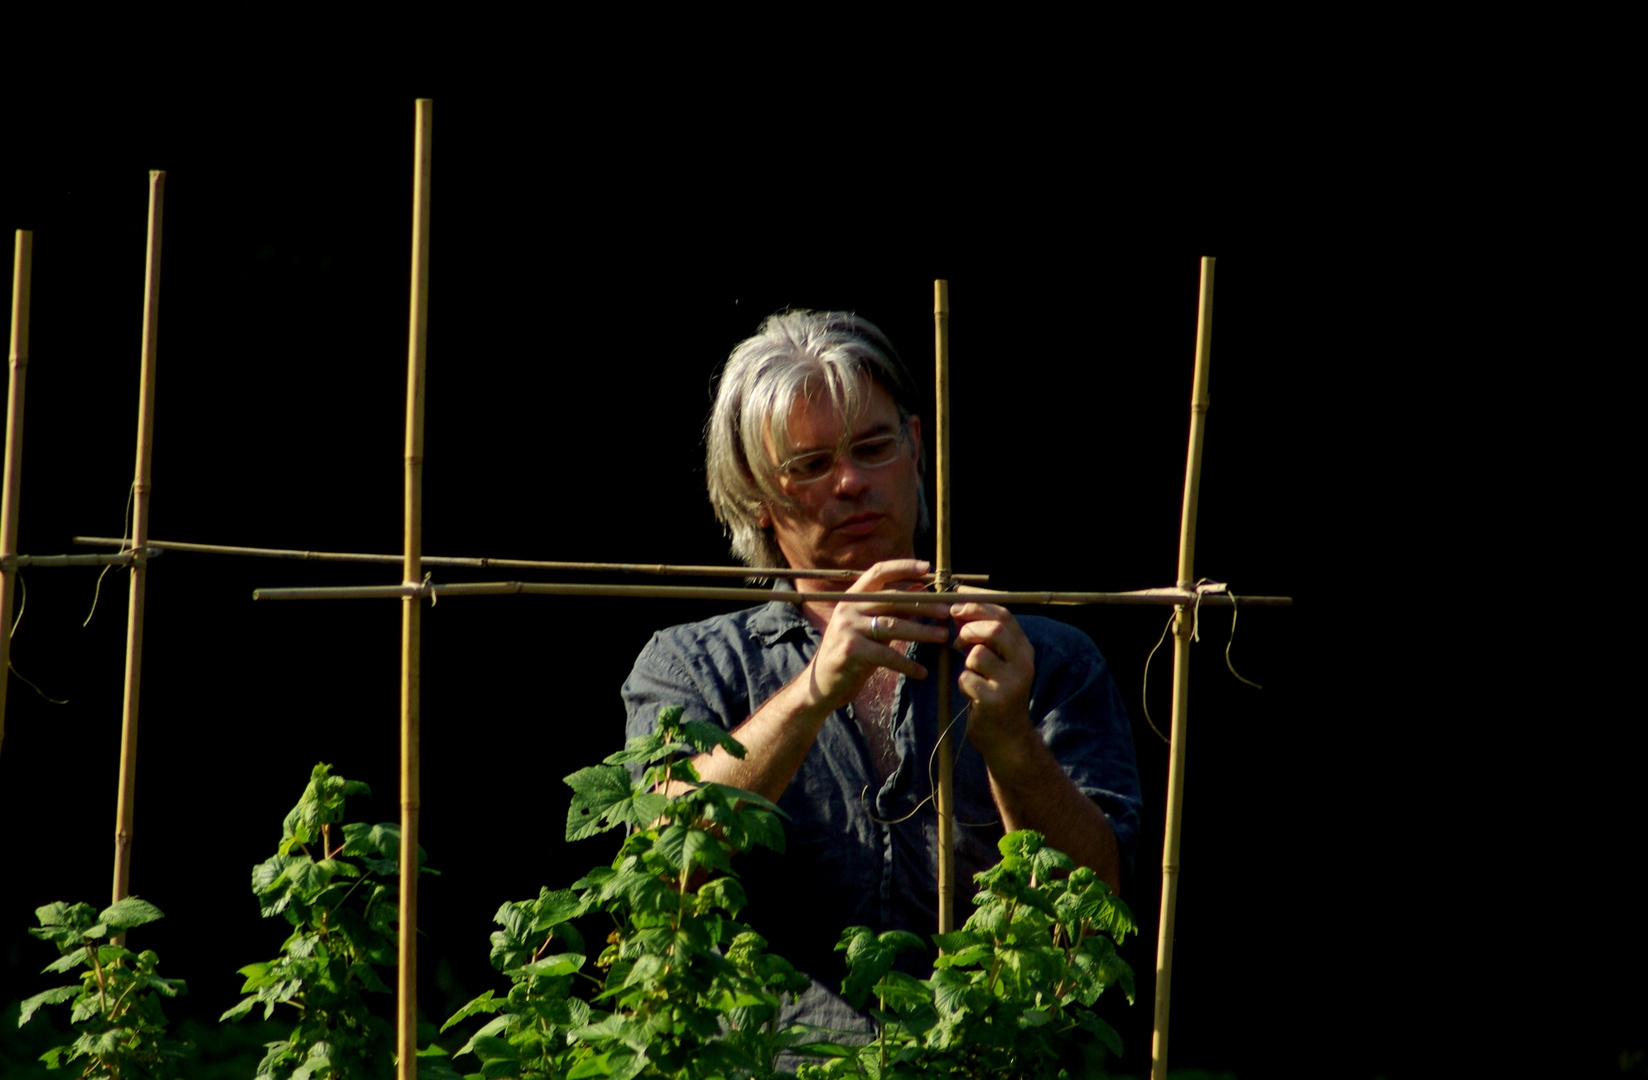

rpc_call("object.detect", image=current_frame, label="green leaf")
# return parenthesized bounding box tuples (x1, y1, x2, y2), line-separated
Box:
(512, 953, 586, 978)
(441, 990, 501, 1033)
(73, 1025, 133, 1056)
(220, 996, 259, 1023)
(453, 1013, 509, 1056)
(348, 960, 391, 994)
(1073, 1010, 1124, 1057)
(653, 824, 732, 876)
(17, 985, 79, 1026)
(34, 901, 96, 931)
(140, 973, 187, 998)
(697, 781, 786, 817)
(694, 877, 747, 917)
(877, 930, 926, 955)
(40, 946, 89, 975)
(98, 896, 165, 931)
(95, 945, 134, 966)
(567, 1051, 616, 1078)
(733, 807, 787, 853)
(564, 765, 669, 841)
(676, 719, 746, 757)
(532, 888, 586, 930)
(602, 730, 669, 766)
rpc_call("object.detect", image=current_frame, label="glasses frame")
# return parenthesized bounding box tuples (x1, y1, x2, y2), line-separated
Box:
(775, 422, 912, 487)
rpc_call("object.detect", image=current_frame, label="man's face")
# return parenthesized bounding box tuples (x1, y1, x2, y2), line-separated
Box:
(760, 380, 924, 573)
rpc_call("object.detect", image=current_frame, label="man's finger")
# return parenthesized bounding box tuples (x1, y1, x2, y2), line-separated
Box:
(850, 558, 932, 593)
(964, 643, 1009, 681)
(871, 645, 929, 682)
(863, 612, 949, 645)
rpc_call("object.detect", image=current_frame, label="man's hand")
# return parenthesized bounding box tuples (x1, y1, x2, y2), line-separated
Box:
(949, 600, 1121, 891)
(950, 601, 1036, 759)
(802, 559, 953, 713)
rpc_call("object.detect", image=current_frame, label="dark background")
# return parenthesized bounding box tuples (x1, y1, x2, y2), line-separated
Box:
(0, 77, 1635, 1078)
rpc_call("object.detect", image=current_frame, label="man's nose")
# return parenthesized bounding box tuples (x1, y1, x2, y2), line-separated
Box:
(832, 456, 873, 497)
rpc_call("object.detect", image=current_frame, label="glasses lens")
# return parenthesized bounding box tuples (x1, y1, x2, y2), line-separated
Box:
(849, 434, 904, 467)
(782, 427, 906, 484)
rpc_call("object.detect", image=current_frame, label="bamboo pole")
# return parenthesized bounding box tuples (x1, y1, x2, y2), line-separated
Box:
(933, 280, 956, 937)
(1, 230, 33, 762)
(1151, 256, 1215, 1080)
(398, 98, 432, 1080)
(4, 549, 160, 568)
(112, 173, 165, 934)
(70, 536, 984, 583)
(252, 580, 1291, 606)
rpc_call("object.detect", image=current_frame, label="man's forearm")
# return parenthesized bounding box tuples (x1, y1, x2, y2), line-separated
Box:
(984, 732, 1122, 893)
(676, 670, 834, 805)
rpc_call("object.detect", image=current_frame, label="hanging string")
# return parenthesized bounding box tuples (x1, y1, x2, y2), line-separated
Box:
(11, 567, 27, 637)
(8, 573, 68, 704)
(1223, 589, 1262, 689)
(1142, 580, 1265, 744)
(83, 482, 136, 628)
(1140, 610, 1176, 744)
(860, 684, 1000, 830)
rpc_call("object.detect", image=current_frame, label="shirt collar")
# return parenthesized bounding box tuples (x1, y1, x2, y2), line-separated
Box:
(748, 578, 816, 646)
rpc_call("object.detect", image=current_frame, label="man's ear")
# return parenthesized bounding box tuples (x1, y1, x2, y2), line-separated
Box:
(906, 414, 924, 471)
(757, 506, 771, 530)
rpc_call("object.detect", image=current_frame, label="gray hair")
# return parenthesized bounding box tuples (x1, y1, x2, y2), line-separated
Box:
(705, 310, 929, 570)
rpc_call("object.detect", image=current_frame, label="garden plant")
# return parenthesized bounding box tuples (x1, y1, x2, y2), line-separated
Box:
(18, 896, 189, 1077)
(440, 705, 1138, 1080)
(219, 763, 457, 1080)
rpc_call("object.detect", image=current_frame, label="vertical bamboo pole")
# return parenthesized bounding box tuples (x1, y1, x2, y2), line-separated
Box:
(112, 173, 165, 934)
(932, 279, 955, 936)
(0, 231, 33, 763)
(1151, 256, 1215, 1080)
(398, 98, 433, 1080)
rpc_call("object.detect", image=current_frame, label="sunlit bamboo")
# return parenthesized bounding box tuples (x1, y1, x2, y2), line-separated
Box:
(112, 173, 165, 941)
(4, 549, 160, 568)
(0, 230, 33, 762)
(71, 535, 985, 583)
(1151, 256, 1215, 1080)
(398, 98, 432, 1080)
(933, 279, 957, 938)
(253, 580, 1290, 606)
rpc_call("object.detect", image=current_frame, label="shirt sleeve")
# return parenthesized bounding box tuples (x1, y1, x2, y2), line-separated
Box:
(620, 628, 739, 782)
(1023, 618, 1144, 887)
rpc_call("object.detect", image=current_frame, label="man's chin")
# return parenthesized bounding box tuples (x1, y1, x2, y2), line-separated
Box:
(815, 538, 914, 573)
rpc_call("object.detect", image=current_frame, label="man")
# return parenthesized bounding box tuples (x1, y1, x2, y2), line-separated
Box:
(622, 310, 1141, 1035)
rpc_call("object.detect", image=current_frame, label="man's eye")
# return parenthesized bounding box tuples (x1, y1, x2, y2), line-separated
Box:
(787, 454, 832, 478)
(852, 438, 899, 465)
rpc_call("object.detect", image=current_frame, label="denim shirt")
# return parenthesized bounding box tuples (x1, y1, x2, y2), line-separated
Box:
(621, 598, 1141, 1035)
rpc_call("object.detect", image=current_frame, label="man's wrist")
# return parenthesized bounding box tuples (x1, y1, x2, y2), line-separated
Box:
(975, 719, 1046, 786)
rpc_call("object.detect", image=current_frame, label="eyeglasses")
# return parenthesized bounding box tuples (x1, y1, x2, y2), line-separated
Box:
(777, 426, 910, 485)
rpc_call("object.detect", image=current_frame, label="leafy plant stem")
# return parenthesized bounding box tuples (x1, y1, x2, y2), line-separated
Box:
(90, 942, 110, 1014)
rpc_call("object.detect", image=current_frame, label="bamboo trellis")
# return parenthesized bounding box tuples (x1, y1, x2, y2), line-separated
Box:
(20, 98, 1290, 1080)
(2, 176, 169, 956)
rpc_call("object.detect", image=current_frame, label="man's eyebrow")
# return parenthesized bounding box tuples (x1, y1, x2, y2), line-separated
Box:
(849, 419, 900, 440)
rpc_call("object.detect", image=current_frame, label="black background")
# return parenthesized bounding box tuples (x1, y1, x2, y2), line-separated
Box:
(0, 70, 1635, 1079)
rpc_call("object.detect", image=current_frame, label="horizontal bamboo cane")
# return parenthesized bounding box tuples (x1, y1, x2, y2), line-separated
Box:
(3, 549, 162, 568)
(73, 536, 988, 584)
(252, 580, 1292, 606)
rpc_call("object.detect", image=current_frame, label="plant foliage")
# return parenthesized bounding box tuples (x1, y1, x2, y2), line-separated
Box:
(796, 831, 1137, 1079)
(18, 896, 190, 1077)
(442, 705, 837, 1079)
(220, 763, 454, 1080)
(445, 706, 1138, 1078)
